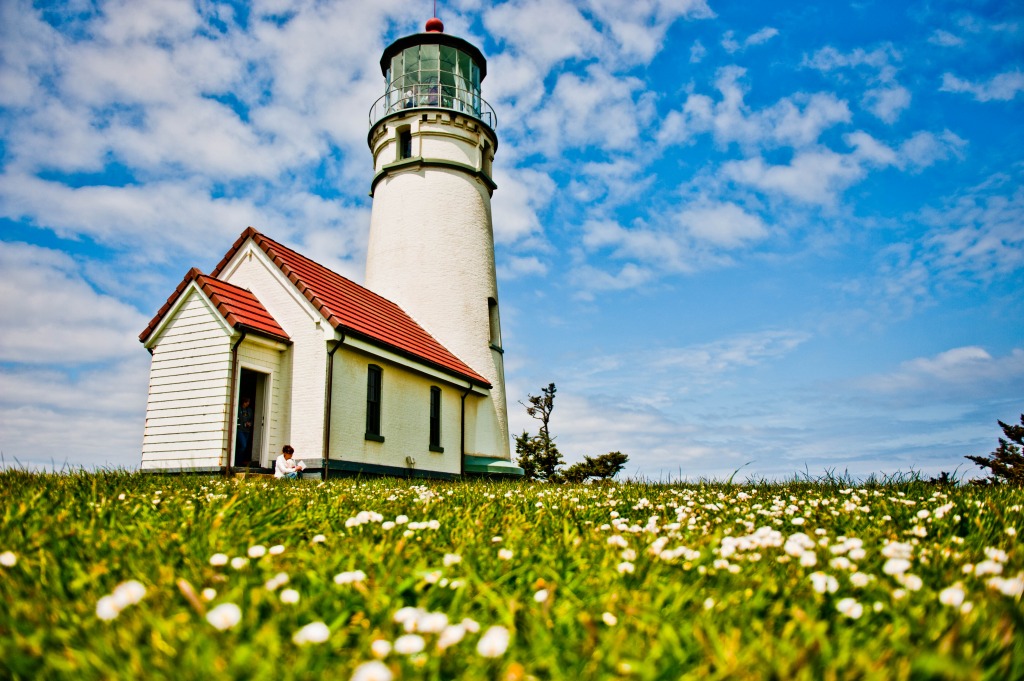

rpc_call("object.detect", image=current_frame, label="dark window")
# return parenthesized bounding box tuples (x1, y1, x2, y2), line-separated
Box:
(482, 141, 492, 177)
(366, 365, 383, 440)
(488, 297, 501, 348)
(429, 386, 442, 451)
(398, 129, 412, 160)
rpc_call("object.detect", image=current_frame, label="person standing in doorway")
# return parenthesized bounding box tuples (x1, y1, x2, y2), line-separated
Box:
(236, 396, 254, 462)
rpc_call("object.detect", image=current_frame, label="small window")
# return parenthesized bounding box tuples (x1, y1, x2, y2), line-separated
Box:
(429, 386, 443, 452)
(366, 365, 383, 441)
(488, 297, 501, 348)
(481, 141, 492, 177)
(398, 128, 412, 160)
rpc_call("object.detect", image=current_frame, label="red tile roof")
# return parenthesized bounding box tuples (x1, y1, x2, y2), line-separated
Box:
(140, 268, 290, 344)
(206, 227, 490, 387)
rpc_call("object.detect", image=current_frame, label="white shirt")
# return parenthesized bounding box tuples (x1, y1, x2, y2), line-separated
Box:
(275, 454, 303, 478)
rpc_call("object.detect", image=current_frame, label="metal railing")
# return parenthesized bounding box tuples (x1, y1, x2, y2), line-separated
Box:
(369, 84, 497, 130)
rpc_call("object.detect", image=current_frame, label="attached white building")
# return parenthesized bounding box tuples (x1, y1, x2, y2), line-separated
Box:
(140, 228, 519, 478)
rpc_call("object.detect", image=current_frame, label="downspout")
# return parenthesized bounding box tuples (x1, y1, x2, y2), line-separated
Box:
(225, 331, 247, 477)
(321, 333, 345, 481)
(459, 382, 473, 477)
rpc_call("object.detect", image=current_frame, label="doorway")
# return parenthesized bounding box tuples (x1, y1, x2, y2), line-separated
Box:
(234, 368, 269, 467)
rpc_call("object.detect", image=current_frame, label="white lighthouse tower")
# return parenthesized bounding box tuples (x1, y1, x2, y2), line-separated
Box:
(365, 17, 509, 461)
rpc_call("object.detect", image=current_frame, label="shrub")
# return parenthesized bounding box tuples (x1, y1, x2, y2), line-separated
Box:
(966, 414, 1024, 485)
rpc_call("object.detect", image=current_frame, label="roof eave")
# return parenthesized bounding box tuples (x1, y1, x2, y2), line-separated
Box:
(339, 324, 491, 389)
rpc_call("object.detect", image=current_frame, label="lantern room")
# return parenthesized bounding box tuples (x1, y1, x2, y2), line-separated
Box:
(369, 18, 497, 130)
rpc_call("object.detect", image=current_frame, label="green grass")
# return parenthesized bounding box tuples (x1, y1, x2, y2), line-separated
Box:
(1, 471, 1022, 680)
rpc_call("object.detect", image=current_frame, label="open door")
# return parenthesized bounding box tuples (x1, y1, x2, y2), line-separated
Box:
(235, 368, 269, 467)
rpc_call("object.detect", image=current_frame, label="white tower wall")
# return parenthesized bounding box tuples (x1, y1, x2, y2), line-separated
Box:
(365, 112, 509, 459)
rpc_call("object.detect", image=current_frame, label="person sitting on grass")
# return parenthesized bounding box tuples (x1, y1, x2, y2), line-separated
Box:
(274, 445, 305, 479)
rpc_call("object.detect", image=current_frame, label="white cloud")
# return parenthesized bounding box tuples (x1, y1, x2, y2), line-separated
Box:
(485, 0, 715, 70)
(485, 53, 548, 116)
(746, 27, 780, 47)
(898, 130, 966, 168)
(857, 174, 1022, 315)
(569, 157, 652, 207)
(539, 392, 716, 476)
(654, 329, 810, 373)
(724, 129, 965, 205)
(721, 31, 741, 54)
(0, 0, 401, 183)
(723, 149, 867, 206)
(585, 0, 715, 64)
(844, 131, 899, 165)
(858, 347, 1024, 397)
(491, 167, 557, 247)
(690, 40, 707, 63)
(954, 13, 1021, 36)
(928, 30, 964, 47)
(723, 27, 779, 53)
(940, 71, 1024, 102)
(582, 219, 684, 267)
(0, 172, 374, 270)
(483, 0, 713, 159)
(0, 2, 65, 109)
(569, 262, 655, 295)
(522, 329, 813, 475)
(863, 84, 911, 123)
(95, 0, 204, 44)
(498, 255, 548, 280)
(676, 201, 768, 248)
(804, 44, 912, 122)
(0, 242, 149, 364)
(527, 66, 655, 153)
(803, 45, 895, 72)
(0, 173, 259, 259)
(919, 178, 1024, 282)
(0, 356, 150, 469)
(659, 67, 851, 152)
(485, 0, 603, 72)
(571, 198, 769, 293)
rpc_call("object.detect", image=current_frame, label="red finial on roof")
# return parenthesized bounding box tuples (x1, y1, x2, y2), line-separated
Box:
(425, 16, 444, 32)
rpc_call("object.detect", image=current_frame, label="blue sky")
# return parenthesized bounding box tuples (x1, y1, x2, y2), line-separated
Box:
(1, 0, 1021, 480)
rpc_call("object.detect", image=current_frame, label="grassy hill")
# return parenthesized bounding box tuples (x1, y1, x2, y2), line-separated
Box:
(1, 471, 1021, 679)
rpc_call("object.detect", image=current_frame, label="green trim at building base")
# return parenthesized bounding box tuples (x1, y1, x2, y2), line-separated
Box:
(139, 458, 523, 480)
(318, 459, 460, 480)
(142, 466, 226, 475)
(464, 456, 524, 477)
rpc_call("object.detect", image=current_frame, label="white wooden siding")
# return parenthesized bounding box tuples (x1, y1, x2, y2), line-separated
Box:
(141, 289, 233, 470)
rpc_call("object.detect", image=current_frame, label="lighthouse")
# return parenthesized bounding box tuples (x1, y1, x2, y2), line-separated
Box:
(365, 17, 510, 461)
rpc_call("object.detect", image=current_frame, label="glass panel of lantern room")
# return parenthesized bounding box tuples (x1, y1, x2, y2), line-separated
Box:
(420, 43, 439, 70)
(402, 47, 419, 106)
(418, 44, 439, 106)
(391, 52, 403, 88)
(440, 45, 457, 108)
(403, 46, 419, 84)
(456, 51, 472, 112)
(471, 62, 481, 115)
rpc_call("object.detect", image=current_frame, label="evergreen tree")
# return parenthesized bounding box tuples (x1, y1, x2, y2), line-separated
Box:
(515, 383, 563, 481)
(965, 414, 1024, 485)
(563, 451, 629, 483)
(513, 430, 542, 481)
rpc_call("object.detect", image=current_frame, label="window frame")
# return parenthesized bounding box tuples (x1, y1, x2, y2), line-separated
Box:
(397, 127, 412, 160)
(429, 386, 443, 452)
(365, 364, 384, 442)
